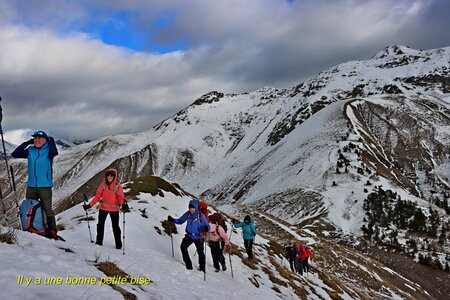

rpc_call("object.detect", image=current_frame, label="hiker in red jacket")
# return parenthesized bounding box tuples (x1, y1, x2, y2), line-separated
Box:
(303, 246, 313, 273)
(294, 241, 308, 275)
(83, 168, 128, 249)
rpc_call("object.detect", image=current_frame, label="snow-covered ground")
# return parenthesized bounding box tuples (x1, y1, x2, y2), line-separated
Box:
(1, 190, 316, 300)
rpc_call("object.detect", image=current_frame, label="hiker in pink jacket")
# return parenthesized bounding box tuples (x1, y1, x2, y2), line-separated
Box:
(83, 168, 128, 249)
(207, 220, 231, 272)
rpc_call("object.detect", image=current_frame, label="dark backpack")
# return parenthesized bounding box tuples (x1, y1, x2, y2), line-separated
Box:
(209, 212, 227, 233)
(20, 199, 46, 235)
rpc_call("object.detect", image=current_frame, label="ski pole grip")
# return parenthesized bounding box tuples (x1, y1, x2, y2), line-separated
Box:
(83, 193, 89, 204)
(10, 166, 16, 191)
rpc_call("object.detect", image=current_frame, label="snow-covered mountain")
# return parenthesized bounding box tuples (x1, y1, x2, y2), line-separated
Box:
(1, 45, 449, 298)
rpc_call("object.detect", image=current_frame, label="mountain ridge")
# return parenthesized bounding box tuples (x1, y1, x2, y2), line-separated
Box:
(1, 45, 449, 298)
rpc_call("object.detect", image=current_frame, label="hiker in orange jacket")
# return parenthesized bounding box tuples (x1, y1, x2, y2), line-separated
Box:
(83, 168, 128, 249)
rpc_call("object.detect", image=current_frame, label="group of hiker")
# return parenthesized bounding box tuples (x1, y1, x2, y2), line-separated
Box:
(284, 241, 313, 276)
(167, 199, 256, 273)
(11, 130, 313, 276)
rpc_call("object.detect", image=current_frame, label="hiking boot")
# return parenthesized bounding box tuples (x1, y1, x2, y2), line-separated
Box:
(221, 264, 227, 271)
(186, 266, 193, 270)
(95, 241, 102, 246)
(215, 268, 220, 272)
(197, 267, 205, 272)
(116, 245, 122, 250)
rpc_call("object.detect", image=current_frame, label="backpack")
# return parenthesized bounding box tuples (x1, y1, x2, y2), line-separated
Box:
(19, 199, 46, 235)
(198, 201, 209, 222)
(209, 212, 227, 233)
(295, 242, 308, 259)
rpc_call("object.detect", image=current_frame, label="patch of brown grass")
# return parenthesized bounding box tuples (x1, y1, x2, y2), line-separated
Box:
(261, 266, 289, 288)
(161, 220, 178, 235)
(78, 216, 96, 222)
(268, 240, 284, 257)
(317, 271, 343, 300)
(59, 247, 74, 253)
(248, 274, 260, 288)
(96, 261, 129, 278)
(0, 228, 17, 244)
(124, 176, 181, 199)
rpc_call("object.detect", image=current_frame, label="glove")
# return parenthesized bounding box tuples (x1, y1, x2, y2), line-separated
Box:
(83, 204, 91, 211)
(232, 219, 238, 224)
(253, 232, 257, 237)
(26, 139, 34, 145)
(224, 244, 232, 255)
(167, 215, 174, 223)
(121, 203, 130, 212)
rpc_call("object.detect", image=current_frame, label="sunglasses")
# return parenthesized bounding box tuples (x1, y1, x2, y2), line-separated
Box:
(33, 131, 47, 138)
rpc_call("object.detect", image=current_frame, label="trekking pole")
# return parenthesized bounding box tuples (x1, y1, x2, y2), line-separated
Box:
(0, 188, 8, 226)
(228, 226, 234, 278)
(83, 193, 94, 243)
(203, 239, 207, 282)
(0, 97, 16, 228)
(0, 97, 13, 192)
(170, 234, 174, 258)
(9, 166, 22, 230)
(122, 210, 126, 255)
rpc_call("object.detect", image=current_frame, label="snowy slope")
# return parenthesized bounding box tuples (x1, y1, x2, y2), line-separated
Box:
(1, 189, 326, 300)
(3, 182, 432, 299)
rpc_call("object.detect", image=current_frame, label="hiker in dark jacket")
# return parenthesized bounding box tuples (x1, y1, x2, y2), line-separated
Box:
(12, 130, 59, 238)
(168, 199, 210, 272)
(284, 244, 296, 272)
(233, 215, 256, 259)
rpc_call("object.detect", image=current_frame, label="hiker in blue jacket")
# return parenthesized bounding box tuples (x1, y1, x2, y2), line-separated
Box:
(168, 199, 210, 272)
(233, 215, 257, 259)
(12, 130, 59, 238)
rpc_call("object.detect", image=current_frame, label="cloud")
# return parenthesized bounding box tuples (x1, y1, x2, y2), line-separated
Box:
(0, 0, 449, 141)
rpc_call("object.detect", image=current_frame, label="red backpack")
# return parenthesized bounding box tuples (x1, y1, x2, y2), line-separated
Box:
(198, 201, 209, 222)
(295, 242, 308, 259)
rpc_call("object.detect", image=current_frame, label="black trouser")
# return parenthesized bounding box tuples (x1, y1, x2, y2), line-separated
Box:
(180, 236, 205, 270)
(26, 187, 57, 232)
(288, 257, 296, 272)
(295, 257, 305, 275)
(96, 210, 122, 248)
(303, 258, 309, 273)
(244, 239, 254, 259)
(209, 241, 226, 270)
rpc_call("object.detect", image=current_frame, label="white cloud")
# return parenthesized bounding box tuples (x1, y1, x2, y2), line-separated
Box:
(3, 128, 32, 145)
(0, 0, 448, 141)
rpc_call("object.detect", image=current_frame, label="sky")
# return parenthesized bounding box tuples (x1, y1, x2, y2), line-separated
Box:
(0, 0, 449, 143)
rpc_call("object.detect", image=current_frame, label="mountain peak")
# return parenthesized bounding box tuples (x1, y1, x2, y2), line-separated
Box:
(372, 45, 419, 59)
(192, 91, 225, 106)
